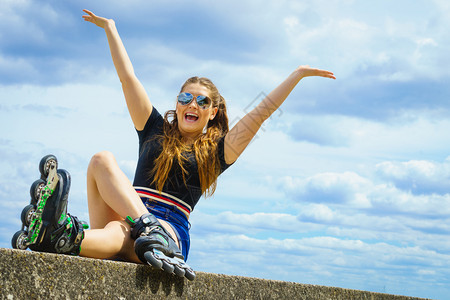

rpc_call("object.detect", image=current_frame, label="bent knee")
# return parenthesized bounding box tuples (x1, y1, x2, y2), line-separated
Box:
(88, 151, 117, 171)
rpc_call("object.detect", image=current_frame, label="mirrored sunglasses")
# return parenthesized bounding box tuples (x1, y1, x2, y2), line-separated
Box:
(177, 92, 212, 110)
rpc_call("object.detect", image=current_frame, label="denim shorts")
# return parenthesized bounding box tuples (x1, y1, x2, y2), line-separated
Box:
(144, 201, 191, 261)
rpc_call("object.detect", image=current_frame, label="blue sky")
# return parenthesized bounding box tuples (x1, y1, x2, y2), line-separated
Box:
(1, 0, 450, 298)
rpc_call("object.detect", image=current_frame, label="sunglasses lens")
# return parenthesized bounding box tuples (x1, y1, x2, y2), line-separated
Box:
(178, 93, 212, 109)
(196, 95, 211, 109)
(177, 93, 193, 105)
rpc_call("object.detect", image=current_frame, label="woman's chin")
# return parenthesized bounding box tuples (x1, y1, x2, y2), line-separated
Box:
(179, 123, 203, 137)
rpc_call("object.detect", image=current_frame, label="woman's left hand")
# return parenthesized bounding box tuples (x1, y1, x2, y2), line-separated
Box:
(296, 65, 336, 80)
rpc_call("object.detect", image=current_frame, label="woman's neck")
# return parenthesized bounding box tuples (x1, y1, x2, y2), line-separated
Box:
(179, 130, 202, 146)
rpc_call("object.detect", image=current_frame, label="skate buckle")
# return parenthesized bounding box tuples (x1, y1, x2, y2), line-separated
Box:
(125, 216, 136, 226)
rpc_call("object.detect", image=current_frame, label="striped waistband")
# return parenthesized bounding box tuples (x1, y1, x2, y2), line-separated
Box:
(134, 186, 191, 219)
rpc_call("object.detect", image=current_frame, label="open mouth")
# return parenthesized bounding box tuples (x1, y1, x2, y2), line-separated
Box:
(185, 112, 199, 122)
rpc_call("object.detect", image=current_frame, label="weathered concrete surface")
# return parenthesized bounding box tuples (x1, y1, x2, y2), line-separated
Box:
(0, 248, 430, 299)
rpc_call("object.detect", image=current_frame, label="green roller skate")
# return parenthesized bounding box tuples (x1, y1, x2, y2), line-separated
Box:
(11, 155, 88, 255)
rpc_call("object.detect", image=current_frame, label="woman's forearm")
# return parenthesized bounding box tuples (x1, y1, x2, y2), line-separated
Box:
(249, 66, 335, 126)
(250, 69, 304, 124)
(103, 20, 136, 83)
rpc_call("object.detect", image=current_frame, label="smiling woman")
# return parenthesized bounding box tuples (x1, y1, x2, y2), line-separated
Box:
(12, 8, 334, 282)
(149, 77, 229, 199)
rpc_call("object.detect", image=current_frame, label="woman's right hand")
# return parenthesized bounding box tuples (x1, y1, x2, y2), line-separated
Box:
(82, 9, 113, 28)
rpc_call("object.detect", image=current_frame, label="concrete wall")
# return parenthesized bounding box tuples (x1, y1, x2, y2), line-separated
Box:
(0, 248, 430, 299)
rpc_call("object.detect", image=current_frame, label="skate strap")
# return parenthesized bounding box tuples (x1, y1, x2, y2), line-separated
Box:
(70, 215, 85, 246)
(134, 187, 191, 219)
(127, 213, 173, 244)
(52, 214, 85, 256)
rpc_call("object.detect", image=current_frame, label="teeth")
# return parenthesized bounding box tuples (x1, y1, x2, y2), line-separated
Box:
(186, 113, 198, 117)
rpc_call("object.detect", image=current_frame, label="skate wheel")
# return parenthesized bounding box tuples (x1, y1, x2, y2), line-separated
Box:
(144, 251, 163, 269)
(21, 204, 36, 227)
(185, 268, 196, 281)
(30, 179, 46, 203)
(161, 260, 175, 274)
(173, 264, 185, 278)
(11, 230, 28, 250)
(39, 155, 58, 178)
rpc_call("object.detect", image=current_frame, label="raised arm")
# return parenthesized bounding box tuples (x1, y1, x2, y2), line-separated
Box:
(224, 65, 335, 164)
(82, 9, 152, 131)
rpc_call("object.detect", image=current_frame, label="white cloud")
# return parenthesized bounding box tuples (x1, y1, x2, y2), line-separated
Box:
(188, 232, 450, 297)
(0, 0, 67, 46)
(375, 158, 450, 195)
(282, 171, 372, 205)
(0, 55, 39, 84)
(288, 115, 353, 147)
(298, 203, 337, 223)
(190, 210, 318, 236)
(281, 164, 450, 217)
(279, 1, 450, 83)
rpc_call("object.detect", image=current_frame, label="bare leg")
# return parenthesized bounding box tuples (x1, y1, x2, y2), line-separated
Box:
(80, 151, 180, 260)
(79, 220, 140, 262)
(79, 219, 181, 262)
(86, 151, 148, 229)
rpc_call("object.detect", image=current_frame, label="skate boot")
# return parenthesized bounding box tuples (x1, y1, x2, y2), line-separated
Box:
(11, 155, 88, 255)
(126, 213, 196, 280)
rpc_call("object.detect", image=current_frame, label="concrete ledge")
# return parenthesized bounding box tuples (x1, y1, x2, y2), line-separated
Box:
(0, 248, 429, 299)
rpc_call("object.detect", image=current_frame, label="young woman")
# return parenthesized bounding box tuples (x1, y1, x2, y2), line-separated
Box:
(15, 9, 335, 280)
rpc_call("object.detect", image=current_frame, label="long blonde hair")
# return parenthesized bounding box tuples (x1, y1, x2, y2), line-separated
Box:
(151, 77, 229, 197)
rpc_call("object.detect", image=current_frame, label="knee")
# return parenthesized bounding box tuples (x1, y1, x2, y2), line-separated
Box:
(88, 151, 116, 173)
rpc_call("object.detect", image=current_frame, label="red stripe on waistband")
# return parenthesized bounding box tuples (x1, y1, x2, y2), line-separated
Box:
(134, 187, 191, 217)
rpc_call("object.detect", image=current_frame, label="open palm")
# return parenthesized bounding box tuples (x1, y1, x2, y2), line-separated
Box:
(82, 9, 111, 28)
(297, 65, 336, 80)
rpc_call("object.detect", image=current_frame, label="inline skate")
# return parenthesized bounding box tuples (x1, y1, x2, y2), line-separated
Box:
(11, 155, 87, 255)
(126, 213, 196, 280)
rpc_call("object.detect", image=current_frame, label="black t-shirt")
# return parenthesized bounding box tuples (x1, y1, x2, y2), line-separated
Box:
(133, 107, 232, 212)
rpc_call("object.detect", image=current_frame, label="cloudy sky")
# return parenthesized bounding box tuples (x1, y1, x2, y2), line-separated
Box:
(1, 0, 449, 298)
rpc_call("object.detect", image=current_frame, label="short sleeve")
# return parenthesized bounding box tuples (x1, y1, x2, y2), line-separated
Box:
(217, 135, 234, 173)
(136, 107, 164, 145)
